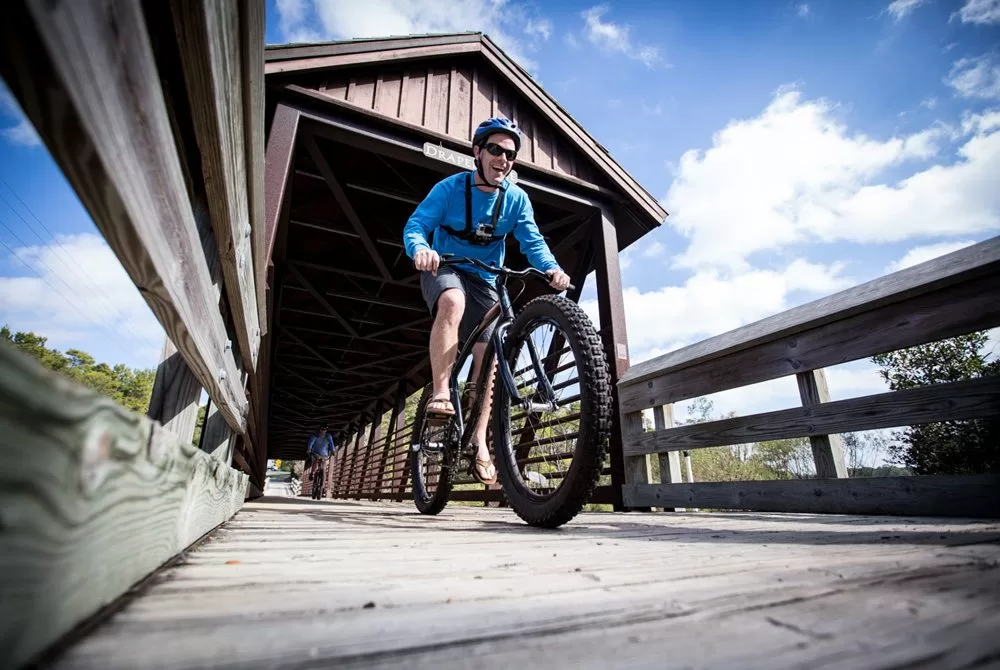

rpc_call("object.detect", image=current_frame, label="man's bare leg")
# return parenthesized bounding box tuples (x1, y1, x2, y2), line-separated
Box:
(469, 341, 498, 468)
(428, 289, 465, 408)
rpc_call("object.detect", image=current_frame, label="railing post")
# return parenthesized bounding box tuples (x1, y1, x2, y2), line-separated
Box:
(377, 381, 407, 501)
(360, 408, 383, 499)
(148, 337, 202, 444)
(593, 206, 631, 510)
(796, 369, 848, 478)
(622, 411, 652, 511)
(653, 404, 684, 511)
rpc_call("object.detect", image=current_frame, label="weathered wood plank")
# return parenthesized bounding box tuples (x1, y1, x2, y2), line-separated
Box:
(797, 368, 847, 478)
(624, 375, 1000, 455)
(239, 0, 267, 337)
(171, 0, 260, 373)
(147, 338, 202, 443)
(448, 66, 472, 140)
(0, 0, 248, 432)
(199, 396, 234, 465)
(0, 341, 248, 668)
(50, 499, 1000, 669)
(424, 68, 450, 134)
(620, 236, 1000, 393)
(623, 474, 1000, 517)
(619, 269, 1000, 412)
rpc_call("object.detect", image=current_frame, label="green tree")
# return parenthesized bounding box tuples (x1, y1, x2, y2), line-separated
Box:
(872, 332, 999, 475)
(2, 325, 157, 415)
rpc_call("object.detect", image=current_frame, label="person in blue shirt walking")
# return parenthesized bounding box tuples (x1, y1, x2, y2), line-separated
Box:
(402, 117, 570, 485)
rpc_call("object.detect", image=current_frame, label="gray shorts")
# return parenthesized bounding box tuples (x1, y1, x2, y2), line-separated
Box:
(421, 266, 499, 345)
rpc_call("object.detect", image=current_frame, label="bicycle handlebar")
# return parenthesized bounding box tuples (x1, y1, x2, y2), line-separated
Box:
(438, 254, 575, 291)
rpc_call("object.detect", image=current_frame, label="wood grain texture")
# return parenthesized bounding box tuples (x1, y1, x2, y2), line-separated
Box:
(620, 237, 1000, 393)
(239, 0, 267, 337)
(797, 369, 847, 478)
(619, 269, 1000, 413)
(147, 338, 202, 443)
(199, 396, 234, 465)
(171, 0, 260, 373)
(50, 498, 1000, 669)
(0, 0, 248, 432)
(624, 375, 1000, 455)
(263, 103, 300, 261)
(0, 342, 248, 668)
(623, 474, 1000, 517)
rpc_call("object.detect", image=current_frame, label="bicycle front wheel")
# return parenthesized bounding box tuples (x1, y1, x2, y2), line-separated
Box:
(492, 295, 611, 528)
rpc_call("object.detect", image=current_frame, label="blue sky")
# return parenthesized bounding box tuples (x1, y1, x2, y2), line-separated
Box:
(1, 0, 998, 421)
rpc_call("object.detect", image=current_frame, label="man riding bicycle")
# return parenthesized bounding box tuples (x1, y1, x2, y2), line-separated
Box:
(402, 116, 571, 486)
(305, 426, 335, 499)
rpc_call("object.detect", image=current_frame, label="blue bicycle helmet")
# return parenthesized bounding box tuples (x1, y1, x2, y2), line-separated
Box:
(472, 116, 522, 152)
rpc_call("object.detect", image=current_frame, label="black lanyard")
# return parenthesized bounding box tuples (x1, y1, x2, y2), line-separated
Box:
(465, 172, 505, 235)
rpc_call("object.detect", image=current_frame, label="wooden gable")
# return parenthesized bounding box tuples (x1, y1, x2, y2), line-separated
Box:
(265, 34, 667, 230)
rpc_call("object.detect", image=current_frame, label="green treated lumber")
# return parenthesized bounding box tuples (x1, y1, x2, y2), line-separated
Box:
(0, 341, 249, 668)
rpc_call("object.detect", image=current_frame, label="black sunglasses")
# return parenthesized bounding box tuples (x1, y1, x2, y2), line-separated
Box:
(483, 142, 517, 161)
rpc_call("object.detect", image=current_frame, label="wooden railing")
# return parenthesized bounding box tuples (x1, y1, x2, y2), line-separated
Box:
(618, 237, 1000, 518)
(0, 1, 267, 667)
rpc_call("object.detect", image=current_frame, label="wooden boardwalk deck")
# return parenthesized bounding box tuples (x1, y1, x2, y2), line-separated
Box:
(54, 498, 1000, 669)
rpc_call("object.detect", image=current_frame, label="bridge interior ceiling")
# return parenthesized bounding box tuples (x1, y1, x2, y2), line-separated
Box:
(266, 129, 594, 459)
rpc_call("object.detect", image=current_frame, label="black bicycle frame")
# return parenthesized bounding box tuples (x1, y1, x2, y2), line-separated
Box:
(442, 266, 559, 442)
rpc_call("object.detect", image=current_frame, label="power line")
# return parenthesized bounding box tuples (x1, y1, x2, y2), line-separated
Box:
(0, 179, 163, 354)
(0, 215, 157, 361)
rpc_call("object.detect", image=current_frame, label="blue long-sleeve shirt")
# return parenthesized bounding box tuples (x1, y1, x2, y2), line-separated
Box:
(402, 172, 561, 286)
(307, 434, 335, 457)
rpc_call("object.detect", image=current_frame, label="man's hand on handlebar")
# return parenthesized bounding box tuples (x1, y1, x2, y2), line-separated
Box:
(414, 248, 441, 276)
(546, 269, 571, 292)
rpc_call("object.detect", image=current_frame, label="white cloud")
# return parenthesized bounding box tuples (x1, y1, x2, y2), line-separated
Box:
(955, 0, 1000, 24)
(884, 239, 978, 272)
(580, 258, 852, 365)
(275, 0, 551, 71)
(641, 241, 665, 257)
(0, 81, 41, 147)
(946, 53, 1000, 100)
(797, 4, 810, 17)
(920, 97, 938, 109)
(663, 87, 1000, 271)
(886, 0, 929, 21)
(0, 233, 164, 368)
(580, 5, 665, 68)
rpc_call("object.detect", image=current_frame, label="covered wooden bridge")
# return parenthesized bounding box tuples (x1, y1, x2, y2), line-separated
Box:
(0, 2, 998, 668)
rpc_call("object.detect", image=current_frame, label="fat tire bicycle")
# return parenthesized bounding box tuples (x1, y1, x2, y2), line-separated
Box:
(410, 255, 612, 528)
(308, 453, 332, 500)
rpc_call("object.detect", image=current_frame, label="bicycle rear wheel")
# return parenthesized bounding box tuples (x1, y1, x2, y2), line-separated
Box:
(492, 295, 611, 528)
(411, 384, 458, 515)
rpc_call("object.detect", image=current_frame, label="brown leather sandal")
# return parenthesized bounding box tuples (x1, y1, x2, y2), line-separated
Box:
(472, 455, 497, 485)
(425, 392, 455, 418)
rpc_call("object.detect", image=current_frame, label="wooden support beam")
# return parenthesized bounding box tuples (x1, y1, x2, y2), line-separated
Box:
(147, 337, 203, 444)
(653, 404, 683, 512)
(264, 103, 300, 264)
(0, 0, 248, 432)
(594, 208, 630, 511)
(304, 133, 393, 280)
(199, 396, 235, 465)
(623, 475, 1000, 518)
(797, 368, 847, 479)
(281, 328, 340, 372)
(170, 0, 260, 373)
(285, 264, 359, 337)
(274, 363, 326, 392)
(624, 376, 1000, 456)
(0, 341, 247, 669)
(239, 0, 267, 337)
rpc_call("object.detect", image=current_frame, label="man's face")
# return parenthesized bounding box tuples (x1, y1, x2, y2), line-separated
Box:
(474, 133, 516, 185)
(319, 428, 327, 437)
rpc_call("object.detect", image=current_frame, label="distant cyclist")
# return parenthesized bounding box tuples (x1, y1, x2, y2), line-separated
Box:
(305, 426, 336, 498)
(402, 116, 570, 485)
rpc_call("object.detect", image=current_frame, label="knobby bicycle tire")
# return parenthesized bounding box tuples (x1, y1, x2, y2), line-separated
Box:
(492, 295, 611, 528)
(411, 384, 458, 515)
